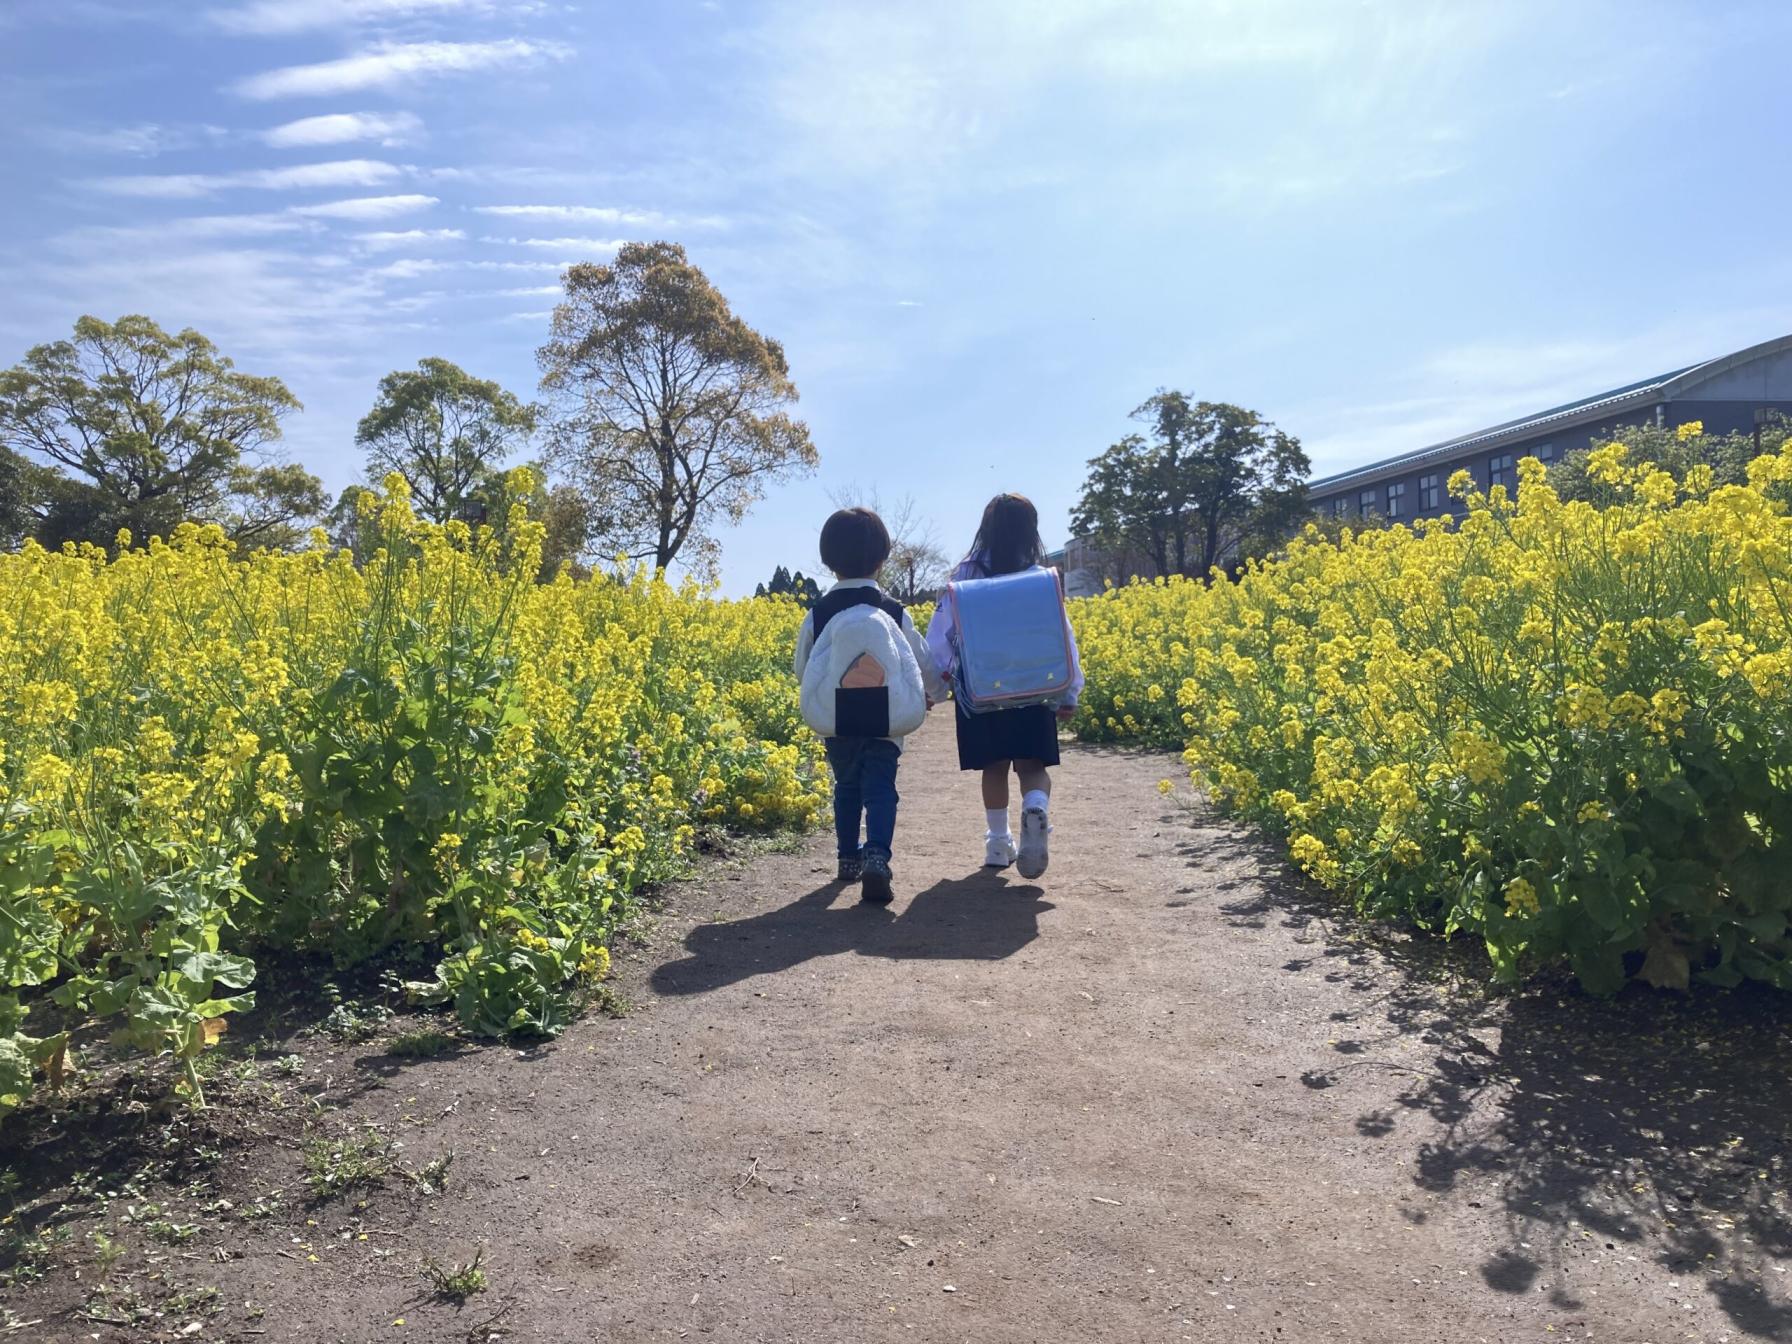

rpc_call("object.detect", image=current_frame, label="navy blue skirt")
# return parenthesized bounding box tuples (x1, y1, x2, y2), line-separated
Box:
(953, 701, 1061, 771)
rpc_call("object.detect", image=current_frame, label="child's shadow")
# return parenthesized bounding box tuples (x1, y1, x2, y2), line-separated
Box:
(649, 871, 1053, 997)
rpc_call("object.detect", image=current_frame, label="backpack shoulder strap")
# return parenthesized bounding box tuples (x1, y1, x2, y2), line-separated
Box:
(812, 587, 905, 640)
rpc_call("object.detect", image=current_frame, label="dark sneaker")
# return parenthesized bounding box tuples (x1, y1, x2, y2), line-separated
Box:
(836, 855, 863, 883)
(859, 853, 895, 905)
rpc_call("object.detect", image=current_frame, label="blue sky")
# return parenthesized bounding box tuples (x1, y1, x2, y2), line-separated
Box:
(3, 0, 1790, 593)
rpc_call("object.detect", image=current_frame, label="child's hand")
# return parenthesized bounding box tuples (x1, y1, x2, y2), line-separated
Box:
(1056, 704, 1077, 721)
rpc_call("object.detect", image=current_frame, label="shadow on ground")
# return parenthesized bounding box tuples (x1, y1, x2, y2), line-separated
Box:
(0, 954, 496, 1270)
(650, 871, 1054, 997)
(1178, 818, 1792, 1338)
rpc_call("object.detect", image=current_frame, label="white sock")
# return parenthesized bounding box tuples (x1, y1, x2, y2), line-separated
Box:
(986, 807, 1012, 837)
(1022, 789, 1049, 814)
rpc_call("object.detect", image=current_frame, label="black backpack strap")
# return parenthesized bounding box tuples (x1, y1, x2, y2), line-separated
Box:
(811, 587, 906, 641)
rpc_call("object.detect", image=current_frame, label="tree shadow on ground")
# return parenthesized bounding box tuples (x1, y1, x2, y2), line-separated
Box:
(650, 870, 1054, 997)
(1183, 832, 1792, 1338)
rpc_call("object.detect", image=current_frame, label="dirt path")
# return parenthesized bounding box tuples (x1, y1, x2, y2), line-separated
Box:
(21, 721, 1792, 1342)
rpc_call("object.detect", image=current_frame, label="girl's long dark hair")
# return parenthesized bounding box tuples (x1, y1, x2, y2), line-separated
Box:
(969, 493, 1045, 576)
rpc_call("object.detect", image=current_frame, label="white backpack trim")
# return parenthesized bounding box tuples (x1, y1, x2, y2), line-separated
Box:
(800, 604, 928, 739)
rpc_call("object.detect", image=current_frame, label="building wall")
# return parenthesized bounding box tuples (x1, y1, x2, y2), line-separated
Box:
(1666, 399, 1792, 438)
(1683, 347, 1792, 400)
(1045, 536, 1147, 596)
(1308, 397, 1792, 523)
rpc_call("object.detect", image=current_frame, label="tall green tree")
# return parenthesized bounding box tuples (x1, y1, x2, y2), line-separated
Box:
(1071, 392, 1308, 579)
(0, 446, 51, 550)
(327, 464, 592, 581)
(537, 241, 819, 574)
(1545, 416, 1787, 505)
(323, 483, 382, 563)
(754, 565, 821, 606)
(0, 314, 319, 549)
(492, 467, 595, 580)
(355, 357, 535, 525)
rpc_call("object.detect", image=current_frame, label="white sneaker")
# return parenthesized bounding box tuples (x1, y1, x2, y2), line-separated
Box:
(983, 832, 1018, 869)
(1017, 806, 1050, 879)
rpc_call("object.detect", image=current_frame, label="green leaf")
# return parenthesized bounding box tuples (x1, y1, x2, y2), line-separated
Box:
(1651, 776, 1705, 819)
(1570, 942, 1629, 996)
(0, 892, 62, 987)
(1734, 911, 1788, 942)
(177, 951, 257, 991)
(0, 1034, 34, 1113)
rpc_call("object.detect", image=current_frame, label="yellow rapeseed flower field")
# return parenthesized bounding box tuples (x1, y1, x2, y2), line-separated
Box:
(0, 472, 826, 1111)
(1073, 436, 1792, 995)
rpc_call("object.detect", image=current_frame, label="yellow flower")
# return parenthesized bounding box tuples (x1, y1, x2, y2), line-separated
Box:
(1504, 878, 1541, 917)
(579, 945, 612, 979)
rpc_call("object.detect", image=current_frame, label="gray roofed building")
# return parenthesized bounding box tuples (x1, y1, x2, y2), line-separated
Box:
(1307, 333, 1792, 523)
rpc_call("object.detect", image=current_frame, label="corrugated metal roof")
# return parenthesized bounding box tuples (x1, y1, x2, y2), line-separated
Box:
(1307, 364, 1698, 492)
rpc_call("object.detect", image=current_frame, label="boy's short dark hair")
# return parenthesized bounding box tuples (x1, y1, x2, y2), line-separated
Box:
(819, 507, 891, 579)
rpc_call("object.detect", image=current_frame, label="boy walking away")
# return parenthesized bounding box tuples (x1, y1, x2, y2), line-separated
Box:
(794, 508, 947, 904)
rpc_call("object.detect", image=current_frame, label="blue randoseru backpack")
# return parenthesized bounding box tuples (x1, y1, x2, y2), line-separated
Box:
(945, 565, 1074, 713)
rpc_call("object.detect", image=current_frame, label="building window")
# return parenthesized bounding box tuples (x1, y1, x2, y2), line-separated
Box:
(1489, 453, 1514, 488)
(1359, 489, 1378, 517)
(1331, 496, 1349, 519)
(1532, 442, 1555, 464)
(1418, 473, 1440, 510)
(1386, 481, 1406, 518)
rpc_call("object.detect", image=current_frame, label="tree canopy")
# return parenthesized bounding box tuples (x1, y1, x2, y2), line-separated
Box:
(0, 447, 51, 552)
(355, 357, 536, 526)
(1545, 416, 1787, 504)
(755, 565, 821, 606)
(0, 314, 320, 549)
(537, 242, 818, 574)
(1071, 392, 1308, 579)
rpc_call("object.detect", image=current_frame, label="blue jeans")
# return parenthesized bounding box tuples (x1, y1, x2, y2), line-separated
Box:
(824, 737, 901, 861)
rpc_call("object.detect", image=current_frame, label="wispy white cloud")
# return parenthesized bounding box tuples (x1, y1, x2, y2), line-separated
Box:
(354, 226, 465, 248)
(491, 284, 560, 296)
(51, 122, 230, 156)
(479, 235, 625, 251)
(53, 213, 318, 247)
(497, 309, 553, 323)
(262, 110, 423, 148)
(233, 39, 570, 100)
(750, 0, 1508, 204)
(372, 256, 570, 279)
(84, 175, 220, 200)
(87, 158, 401, 198)
(470, 203, 676, 226)
(0, 0, 164, 30)
(6, 243, 392, 384)
(208, 0, 519, 35)
(455, 259, 574, 273)
(290, 193, 439, 219)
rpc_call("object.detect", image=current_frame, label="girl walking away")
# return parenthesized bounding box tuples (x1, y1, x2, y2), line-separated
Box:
(927, 493, 1083, 879)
